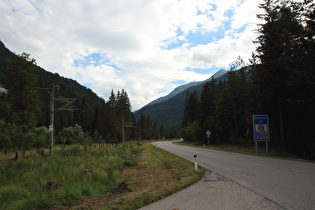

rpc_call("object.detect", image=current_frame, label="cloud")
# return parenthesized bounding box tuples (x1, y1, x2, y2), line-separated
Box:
(0, 0, 264, 110)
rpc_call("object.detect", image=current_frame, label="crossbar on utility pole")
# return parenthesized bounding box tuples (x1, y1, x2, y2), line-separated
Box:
(42, 84, 79, 153)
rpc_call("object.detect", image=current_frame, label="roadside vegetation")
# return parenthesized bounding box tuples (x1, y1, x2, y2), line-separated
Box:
(0, 142, 204, 209)
(176, 141, 315, 163)
(180, 0, 315, 160)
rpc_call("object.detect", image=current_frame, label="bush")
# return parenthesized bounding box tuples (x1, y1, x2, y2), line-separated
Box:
(56, 124, 83, 144)
(0, 119, 15, 149)
(33, 126, 49, 149)
(181, 121, 201, 142)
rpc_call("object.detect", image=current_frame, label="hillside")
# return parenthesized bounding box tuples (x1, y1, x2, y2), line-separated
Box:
(134, 72, 228, 130)
(0, 41, 105, 131)
(145, 69, 227, 107)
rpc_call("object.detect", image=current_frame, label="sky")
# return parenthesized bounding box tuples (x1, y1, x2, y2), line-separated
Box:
(0, 0, 264, 111)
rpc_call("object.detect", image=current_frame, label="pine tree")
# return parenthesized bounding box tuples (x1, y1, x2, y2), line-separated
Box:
(253, 0, 308, 148)
(6, 52, 41, 132)
(181, 90, 199, 128)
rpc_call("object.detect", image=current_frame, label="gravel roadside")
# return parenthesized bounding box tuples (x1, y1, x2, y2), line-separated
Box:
(140, 170, 283, 210)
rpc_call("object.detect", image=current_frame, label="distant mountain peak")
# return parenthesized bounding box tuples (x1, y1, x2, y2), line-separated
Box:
(142, 69, 227, 108)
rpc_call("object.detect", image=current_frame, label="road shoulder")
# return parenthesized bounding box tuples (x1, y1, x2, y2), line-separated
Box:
(140, 170, 284, 210)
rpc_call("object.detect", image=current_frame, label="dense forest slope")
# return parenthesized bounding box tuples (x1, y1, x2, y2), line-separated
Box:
(0, 41, 136, 142)
(0, 41, 104, 126)
(144, 69, 227, 107)
(134, 72, 228, 130)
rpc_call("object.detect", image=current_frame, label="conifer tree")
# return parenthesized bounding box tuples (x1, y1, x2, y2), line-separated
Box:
(253, 0, 308, 148)
(6, 52, 41, 132)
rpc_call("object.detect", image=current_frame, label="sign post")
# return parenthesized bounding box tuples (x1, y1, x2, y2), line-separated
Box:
(206, 130, 211, 147)
(253, 115, 270, 154)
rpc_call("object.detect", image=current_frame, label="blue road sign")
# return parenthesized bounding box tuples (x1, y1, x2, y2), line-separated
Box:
(253, 115, 270, 141)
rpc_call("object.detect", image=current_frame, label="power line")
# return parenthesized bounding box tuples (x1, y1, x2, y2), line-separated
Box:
(41, 84, 79, 153)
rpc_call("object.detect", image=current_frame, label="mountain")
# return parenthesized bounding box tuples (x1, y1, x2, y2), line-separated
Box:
(0, 41, 106, 130)
(134, 70, 228, 130)
(145, 69, 227, 107)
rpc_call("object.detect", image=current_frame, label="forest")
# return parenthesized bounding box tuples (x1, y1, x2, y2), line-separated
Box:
(0, 0, 314, 159)
(181, 0, 315, 159)
(0, 48, 165, 152)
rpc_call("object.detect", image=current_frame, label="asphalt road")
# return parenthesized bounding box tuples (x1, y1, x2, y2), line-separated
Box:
(152, 141, 315, 210)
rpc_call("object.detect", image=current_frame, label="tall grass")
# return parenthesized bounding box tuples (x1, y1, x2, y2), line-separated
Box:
(0, 143, 141, 209)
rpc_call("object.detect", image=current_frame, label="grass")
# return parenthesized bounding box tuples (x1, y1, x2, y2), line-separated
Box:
(0, 148, 50, 161)
(0, 142, 204, 209)
(56, 142, 205, 209)
(176, 141, 315, 163)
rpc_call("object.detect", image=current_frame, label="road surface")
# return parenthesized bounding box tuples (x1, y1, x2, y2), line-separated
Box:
(153, 141, 315, 210)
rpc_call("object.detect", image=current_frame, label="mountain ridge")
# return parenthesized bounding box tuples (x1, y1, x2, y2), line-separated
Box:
(138, 69, 227, 110)
(134, 70, 228, 130)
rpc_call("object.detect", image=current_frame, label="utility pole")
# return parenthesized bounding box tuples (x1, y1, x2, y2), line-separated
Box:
(122, 117, 125, 143)
(42, 84, 78, 153)
(49, 84, 59, 153)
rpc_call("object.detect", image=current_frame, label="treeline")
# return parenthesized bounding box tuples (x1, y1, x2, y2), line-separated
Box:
(181, 0, 315, 159)
(0, 50, 164, 151)
(137, 113, 178, 140)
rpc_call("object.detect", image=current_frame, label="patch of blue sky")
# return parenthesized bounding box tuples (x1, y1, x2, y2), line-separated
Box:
(197, 3, 217, 17)
(185, 30, 225, 48)
(106, 63, 122, 71)
(163, 24, 232, 50)
(157, 88, 167, 94)
(172, 80, 187, 85)
(73, 52, 121, 70)
(161, 39, 186, 50)
(233, 24, 248, 34)
(74, 53, 100, 67)
(157, 80, 187, 94)
(161, 29, 186, 50)
(186, 66, 226, 75)
(224, 9, 235, 19)
(83, 83, 92, 88)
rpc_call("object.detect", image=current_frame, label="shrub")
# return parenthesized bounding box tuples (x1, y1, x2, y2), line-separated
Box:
(33, 126, 49, 149)
(56, 124, 84, 144)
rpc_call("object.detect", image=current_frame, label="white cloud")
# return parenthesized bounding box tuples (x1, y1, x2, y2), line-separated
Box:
(0, 0, 263, 110)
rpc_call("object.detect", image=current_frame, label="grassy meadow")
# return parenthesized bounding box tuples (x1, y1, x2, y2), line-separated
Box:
(0, 142, 204, 209)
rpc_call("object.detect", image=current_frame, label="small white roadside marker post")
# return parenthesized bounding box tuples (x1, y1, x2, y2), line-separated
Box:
(194, 155, 198, 171)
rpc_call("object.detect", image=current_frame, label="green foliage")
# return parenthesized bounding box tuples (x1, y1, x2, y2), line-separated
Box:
(5, 53, 41, 132)
(179, 0, 315, 159)
(181, 90, 199, 128)
(253, 0, 315, 155)
(0, 41, 140, 146)
(56, 124, 84, 145)
(0, 144, 138, 209)
(0, 120, 34, 149)
(32, 126, 49, 149)
(137, 113, 165, 140)
(0, 119, 12, 149)
(181, 121, 201, 142)
(0, 186, 30, 209)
